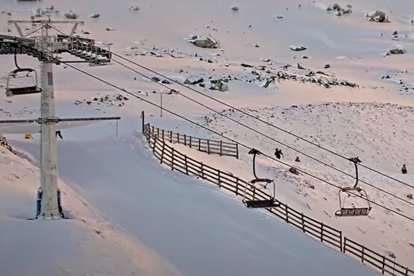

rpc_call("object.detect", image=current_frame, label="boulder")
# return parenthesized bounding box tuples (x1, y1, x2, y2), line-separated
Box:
(368, 11, 390, 23)
(64, 11, 78, 19)
(210, 79, 228, 92)
(190, 37, 219, 49)
(184, 76, 204, 85)
(290, 45, 307, 51)
(388, 48, 406, 55)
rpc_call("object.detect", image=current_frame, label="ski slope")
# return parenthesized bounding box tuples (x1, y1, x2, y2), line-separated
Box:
(6, 120, 376, 276)
(1, 0, 413, 274)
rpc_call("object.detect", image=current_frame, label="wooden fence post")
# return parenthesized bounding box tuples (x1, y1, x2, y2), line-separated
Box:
(160, 142, 165, 164)
(320, 223, 324, 242)
(141, 111, 145, 133)
(219, 140, 223, 156)
(343, 237, 347, 253)
(171, 148, 175, 171)
(198, 139, 201, 151)
(381, 256, 386, 274)
(236, 143, 239, 159)
(361, 246, 365, 264)
(162, 129, 165, 140)
(201, 163, 205, 179)
(185, 156, 188, 175)
(177, 133, 180, 143)
(169, 131, 172, 142)
(218, 170, 221, 188)
(339, 231, 343, 252)
(184, 134, 187, 146)
(207, 140, 210, 154)
(235, 177, 239, 195)
(189, 136, 192, 148)
(301, 213, 305, 233)
(285, 204, 289, 223)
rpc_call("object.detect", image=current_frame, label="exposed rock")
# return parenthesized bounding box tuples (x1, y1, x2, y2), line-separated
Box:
(368, 11, 390, 23)
(387, 48, 406, 55)
(189, 36, 219, 49)
(231, 6, 239, 11)
(64, 11, 78, 19)
(290, 45, 307, 51)
(210, 79, 228, 92)
(90, 13, 100, 18)
(184, 76, 204, 85)
(297, 63, 306, 70)
(0, 136, 13, 153)
(289, 167, 299, 175)
(407, 194, 413, 200)
(129, 5, 140, 11)
(241, 63, 253, 68)
(328, 3, 352, 16)
(324, 64, 331, 69)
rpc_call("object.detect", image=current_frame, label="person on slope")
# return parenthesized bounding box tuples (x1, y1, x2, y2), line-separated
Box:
(274, 148, 283, 160)
(401, 164, 407, 174)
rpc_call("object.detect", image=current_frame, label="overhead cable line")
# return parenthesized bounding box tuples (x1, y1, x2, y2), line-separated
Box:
(61, 61, 414, 223)
(110, 57, 414, 207)
(111, 52, 414, 191)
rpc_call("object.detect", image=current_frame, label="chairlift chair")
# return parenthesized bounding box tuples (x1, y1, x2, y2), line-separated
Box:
(335, 157, 372, 217)
(6, 68, 42, 97)
(242, 148, 280, 208)
(243, 178, 280, 208)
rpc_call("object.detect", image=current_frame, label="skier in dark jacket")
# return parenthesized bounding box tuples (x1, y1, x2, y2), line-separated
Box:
(274, 148, 283, 159)
(402, 164, 407, 174)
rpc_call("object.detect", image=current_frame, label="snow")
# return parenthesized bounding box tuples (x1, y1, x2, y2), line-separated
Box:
(0, 0, 414, 274)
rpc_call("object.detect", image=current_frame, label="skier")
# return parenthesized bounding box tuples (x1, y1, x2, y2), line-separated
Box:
(56, 130, 63, 139)
(401, 164, 407, 174)
(274, 148, 283, 159)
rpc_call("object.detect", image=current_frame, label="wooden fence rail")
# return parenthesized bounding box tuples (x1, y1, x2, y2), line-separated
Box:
(142, 122, 414, 276)
(150, 125, 239, 158)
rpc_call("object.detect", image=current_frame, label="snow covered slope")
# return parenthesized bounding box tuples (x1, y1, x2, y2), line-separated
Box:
(0, 0, 413, 274)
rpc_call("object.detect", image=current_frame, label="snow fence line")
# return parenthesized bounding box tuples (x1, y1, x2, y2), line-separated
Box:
(148, 125, 239, 158)
(142, 122, 414, 276)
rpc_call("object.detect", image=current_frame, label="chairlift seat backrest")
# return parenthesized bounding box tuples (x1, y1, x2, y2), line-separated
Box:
(335, 207, 371, 217)
(245, 199, 280, 208)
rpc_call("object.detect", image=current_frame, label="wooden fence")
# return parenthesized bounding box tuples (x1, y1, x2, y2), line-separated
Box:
(143, 122, 413, 276)
(149, 125, 239, 158)
(344, 238, 413, 276)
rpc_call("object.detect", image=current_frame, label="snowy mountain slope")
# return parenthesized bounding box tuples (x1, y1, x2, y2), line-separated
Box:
(8, 129, 377, 276)
(0, 0, 413, 274)
(169, 101, 414, 265)
(0, 144, 182, 276)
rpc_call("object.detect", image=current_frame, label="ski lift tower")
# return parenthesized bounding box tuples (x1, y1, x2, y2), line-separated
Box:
(1, 17, 113, 219)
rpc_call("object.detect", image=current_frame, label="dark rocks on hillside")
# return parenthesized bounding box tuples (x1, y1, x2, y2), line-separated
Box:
(210, 79, 228, 92)
(184, 76, 204, 85)
(387, 48, 406, 55)
(408, 194, 413, 200)
(368, 11, 390, 23)
(327, 3, 352, 16)
(190, 36, 219, 49)
(290, 45, 307, 51)
(64, 11, 78, 19)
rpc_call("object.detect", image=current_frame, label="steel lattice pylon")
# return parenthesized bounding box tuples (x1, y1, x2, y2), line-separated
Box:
(1, 18, 113, 219)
